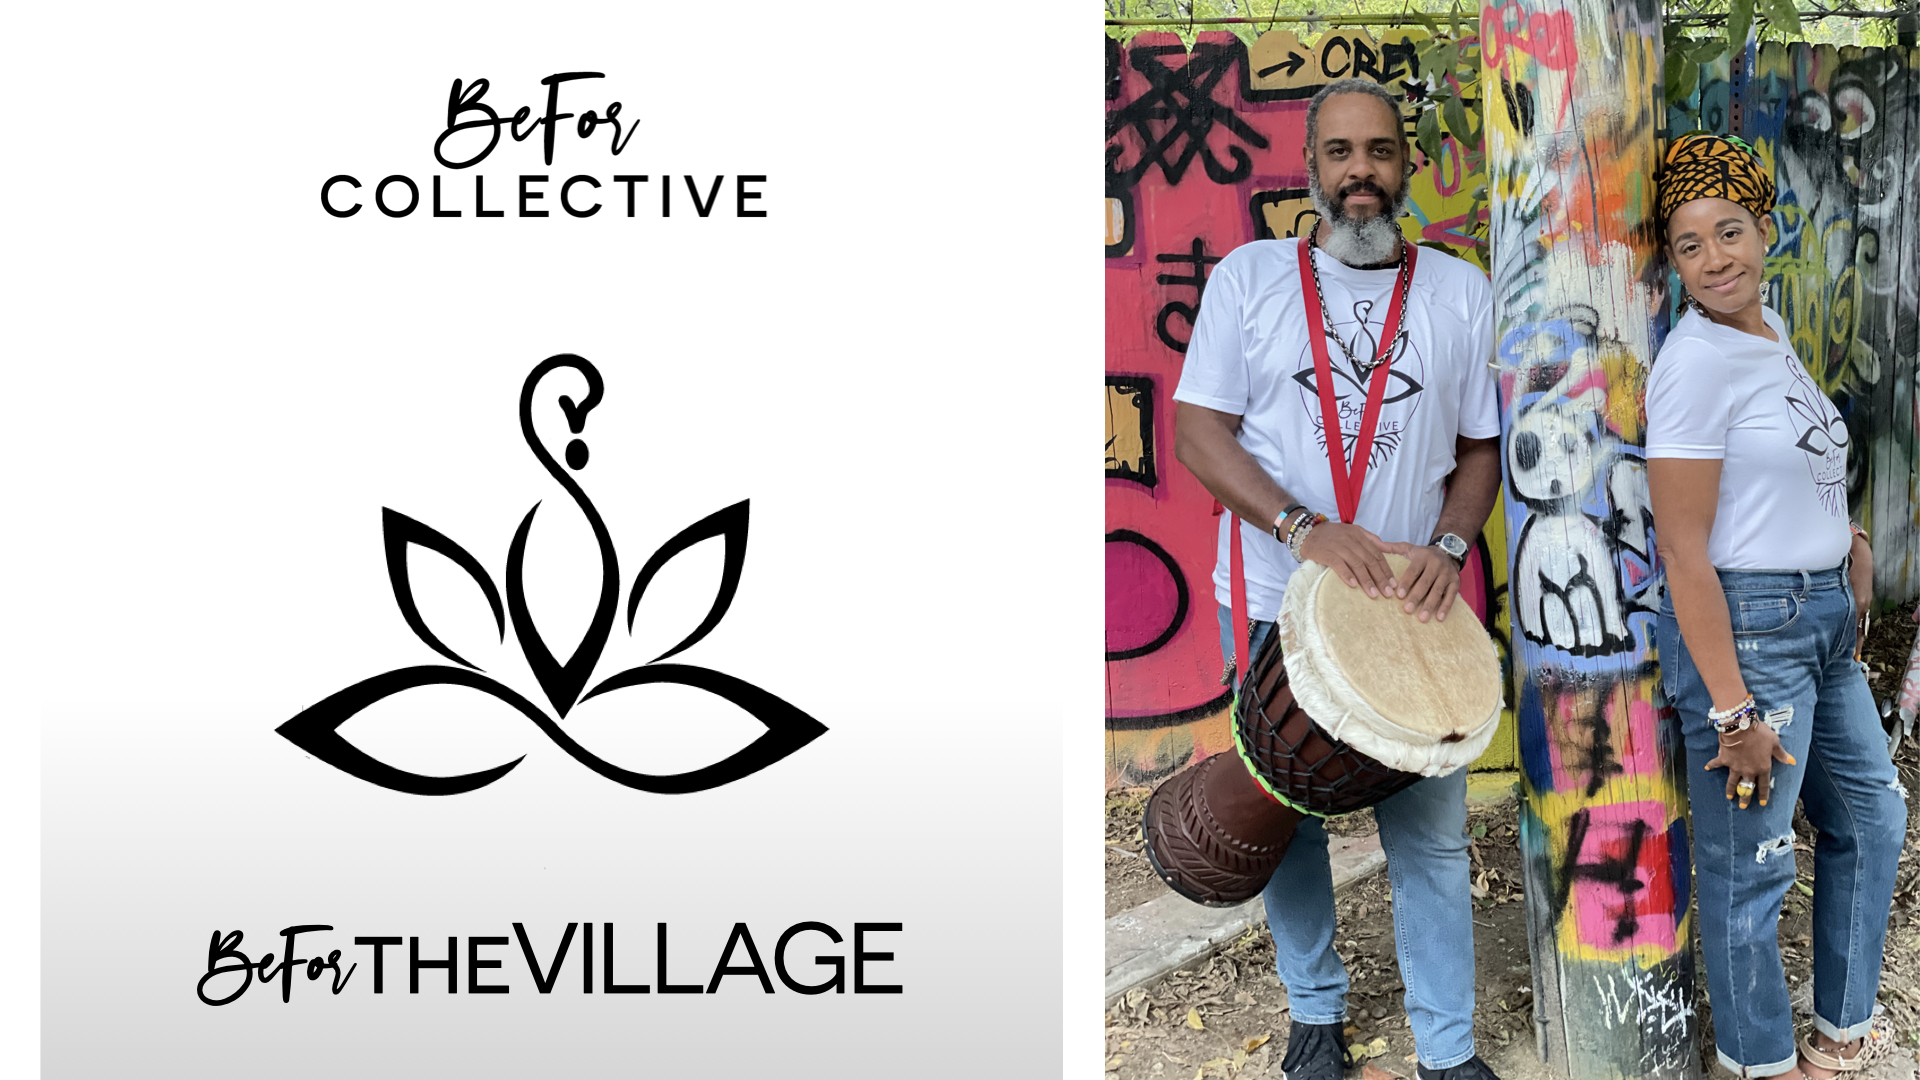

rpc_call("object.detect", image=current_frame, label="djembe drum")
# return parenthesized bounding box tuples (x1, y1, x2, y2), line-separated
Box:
(1142, 553, 1504, 907)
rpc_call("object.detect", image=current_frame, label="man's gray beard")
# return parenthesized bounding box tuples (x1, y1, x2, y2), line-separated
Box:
(1307, 167, 1409, 266)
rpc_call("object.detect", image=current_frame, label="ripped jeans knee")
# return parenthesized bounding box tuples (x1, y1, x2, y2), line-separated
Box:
(1754, 833, 1794, 864)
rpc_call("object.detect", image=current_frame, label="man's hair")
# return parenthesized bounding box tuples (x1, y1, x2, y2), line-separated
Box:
(1304, 78, 1408, 155)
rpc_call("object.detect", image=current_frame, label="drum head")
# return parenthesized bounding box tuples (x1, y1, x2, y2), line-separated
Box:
(1279, 553, 1503, 775)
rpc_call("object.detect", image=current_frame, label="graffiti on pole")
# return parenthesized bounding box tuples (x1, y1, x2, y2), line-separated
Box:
(1484, 0, 1696, 1076)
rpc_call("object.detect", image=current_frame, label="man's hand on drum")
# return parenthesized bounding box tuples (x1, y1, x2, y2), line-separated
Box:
(1297, 522, 1400, 600)
(1382, 542, 1459, 623)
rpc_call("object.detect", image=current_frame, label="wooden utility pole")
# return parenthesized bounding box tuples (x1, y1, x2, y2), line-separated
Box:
(1482, 2, 1699, 1078)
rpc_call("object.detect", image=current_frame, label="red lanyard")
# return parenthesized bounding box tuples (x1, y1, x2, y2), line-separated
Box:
(1295, 238, 1416, 524)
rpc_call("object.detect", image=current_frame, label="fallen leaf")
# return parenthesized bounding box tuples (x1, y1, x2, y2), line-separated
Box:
(1187, 1007, 1205, 1031)
(1107, 1056, 1124, 1072)
(1245, 1035, 1272, 1053)
(1202, 1058, 1231, 1069)
(1233, 1049, 1250, 1068)
(1369, 1037, 1388, 1057)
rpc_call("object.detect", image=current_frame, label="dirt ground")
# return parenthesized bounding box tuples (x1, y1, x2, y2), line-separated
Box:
(1105, 600, 1920, 1079)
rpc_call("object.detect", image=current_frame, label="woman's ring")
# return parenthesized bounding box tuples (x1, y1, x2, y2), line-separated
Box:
(1736, 780, 1757, 795)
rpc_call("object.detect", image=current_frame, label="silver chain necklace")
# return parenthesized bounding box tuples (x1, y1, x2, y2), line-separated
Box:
(1304, 230, 1413, 377)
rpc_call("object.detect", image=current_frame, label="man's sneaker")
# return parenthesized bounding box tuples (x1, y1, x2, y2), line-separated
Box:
(1280, 1020, 1348, 1080)
(1417, 1055, 1504, 1080)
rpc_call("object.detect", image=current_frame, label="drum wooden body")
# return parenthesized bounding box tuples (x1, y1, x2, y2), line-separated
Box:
(1141, 555, 1503, 907)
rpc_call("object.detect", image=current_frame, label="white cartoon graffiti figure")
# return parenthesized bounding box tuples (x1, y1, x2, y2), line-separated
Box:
(1504, 312, 1637, 657)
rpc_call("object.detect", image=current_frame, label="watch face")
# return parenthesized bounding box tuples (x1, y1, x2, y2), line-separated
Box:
(1437, 534, 1468, 559)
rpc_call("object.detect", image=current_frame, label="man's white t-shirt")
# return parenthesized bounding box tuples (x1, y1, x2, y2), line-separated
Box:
(1172, 238, 1500, 621)
(1644, 305, 1851, 570)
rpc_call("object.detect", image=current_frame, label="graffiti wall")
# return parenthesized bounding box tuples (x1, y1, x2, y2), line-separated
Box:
(1104, 27, 1515, 788)
(1668, 40, 1920, 605)
(1483, 2, 1697, 1078)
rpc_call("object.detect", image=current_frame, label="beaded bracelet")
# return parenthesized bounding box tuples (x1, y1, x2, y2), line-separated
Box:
(1284, 510, 1320, 545)
(1707, 694, 1758, 735)
(1286, 511, 1328, 561)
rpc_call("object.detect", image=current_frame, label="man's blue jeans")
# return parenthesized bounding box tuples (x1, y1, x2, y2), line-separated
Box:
(1220, 607, 1480, 1069)
(1655, 565, 1906, 1077)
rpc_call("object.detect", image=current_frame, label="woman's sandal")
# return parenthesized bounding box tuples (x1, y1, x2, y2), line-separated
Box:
(1798, 1014, 1896, 1074)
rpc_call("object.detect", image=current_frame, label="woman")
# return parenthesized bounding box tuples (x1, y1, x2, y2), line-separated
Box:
(1646, 132, 1904, 1080)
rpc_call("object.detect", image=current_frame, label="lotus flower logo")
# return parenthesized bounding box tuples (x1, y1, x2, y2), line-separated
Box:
(276, 354, 827, 795)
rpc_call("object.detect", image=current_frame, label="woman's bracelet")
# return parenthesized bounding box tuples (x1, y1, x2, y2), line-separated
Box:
(1708, 694, 1758, 735)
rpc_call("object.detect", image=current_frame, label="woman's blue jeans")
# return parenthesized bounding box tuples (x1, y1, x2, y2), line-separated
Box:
(1655, 565, 1906, 1077)
(1221, 608, 1480, 1070)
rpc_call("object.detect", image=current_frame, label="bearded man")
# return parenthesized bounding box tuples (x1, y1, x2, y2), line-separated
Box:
(1171, 78, 1504, 1080)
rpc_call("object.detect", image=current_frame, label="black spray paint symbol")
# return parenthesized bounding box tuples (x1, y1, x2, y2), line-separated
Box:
(276, 354, 827, 795)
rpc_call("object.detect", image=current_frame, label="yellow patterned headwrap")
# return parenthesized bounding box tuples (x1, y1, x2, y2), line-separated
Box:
(1657, 133, 1775, 230)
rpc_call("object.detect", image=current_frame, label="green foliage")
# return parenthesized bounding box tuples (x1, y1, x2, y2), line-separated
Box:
(1409, 6, 1486, 263)
(1727, 0, 1755, 57)
(1665, 23, 1728, 106)
(1724, 0, 1806, 60)
(1757, 0, 1807, 43)
(1103, 0, 1504, 47)
(1858, 16, 1899, 48)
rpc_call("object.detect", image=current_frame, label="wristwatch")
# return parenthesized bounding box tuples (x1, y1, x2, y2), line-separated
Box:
(1430, 533, 1469, 567)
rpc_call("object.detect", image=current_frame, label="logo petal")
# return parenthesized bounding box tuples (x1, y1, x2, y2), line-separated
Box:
(573, 662, 825, 793)
(383, 509, 506, 669)
(276, 666, 539, 795)
(624, 500, 749, 662)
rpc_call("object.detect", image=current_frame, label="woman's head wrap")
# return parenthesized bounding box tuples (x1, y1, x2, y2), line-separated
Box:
(1657, 133, 1775, 229)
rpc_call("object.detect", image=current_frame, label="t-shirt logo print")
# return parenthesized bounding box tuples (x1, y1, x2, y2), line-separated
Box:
(1290, 300, 1425, 467)
(1781, 354, 1849, 517)
(276, 354, 827, 795)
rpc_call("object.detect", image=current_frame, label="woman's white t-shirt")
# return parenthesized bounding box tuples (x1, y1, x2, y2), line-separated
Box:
(1644, 305, 1851, 570)
(1172, 238, 1499, 621)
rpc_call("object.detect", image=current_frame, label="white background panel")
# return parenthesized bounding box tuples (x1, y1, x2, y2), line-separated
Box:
(5, 3, 1102, 1076)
